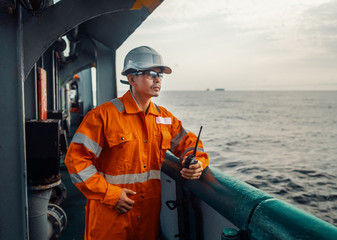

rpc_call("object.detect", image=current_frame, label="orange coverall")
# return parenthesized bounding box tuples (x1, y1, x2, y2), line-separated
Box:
(65, 90, 209, 240)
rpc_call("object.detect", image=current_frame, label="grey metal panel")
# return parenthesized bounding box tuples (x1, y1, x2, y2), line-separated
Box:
(80, 6, 151, 50)
(24, 65, 37, 120)
(200, 200, 239, 239)
(94, 39, 117, 105)
(0, 6, 28, 240)
(59, 36, 97, 86)
(160, 172, 180, 239)
(78, 69, 93, 114)
(23, 0, 135, 78)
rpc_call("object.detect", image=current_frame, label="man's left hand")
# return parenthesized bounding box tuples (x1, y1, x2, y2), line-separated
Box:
(181, 159, 203, 180)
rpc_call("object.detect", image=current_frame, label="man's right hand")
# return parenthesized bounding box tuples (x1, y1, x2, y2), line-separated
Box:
(114, 188, 136, 214)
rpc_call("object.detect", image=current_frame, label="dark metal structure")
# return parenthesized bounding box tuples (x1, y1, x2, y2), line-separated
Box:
(0, 0, 163, 239)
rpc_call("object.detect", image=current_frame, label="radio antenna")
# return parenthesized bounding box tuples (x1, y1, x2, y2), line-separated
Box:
(193, 126, 203, 156)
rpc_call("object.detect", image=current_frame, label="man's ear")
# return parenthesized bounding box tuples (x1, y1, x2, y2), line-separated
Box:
(127, 74, 135, 85)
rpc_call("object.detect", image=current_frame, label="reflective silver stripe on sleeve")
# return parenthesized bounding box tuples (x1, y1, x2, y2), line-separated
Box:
(180, 147, 204, 160)
(101, 170, 161, 185)
(72, 132, 102, 158)
(110, 98, 125, 112)
(171, 127, 188, 152)
(70, 164, 98, 184)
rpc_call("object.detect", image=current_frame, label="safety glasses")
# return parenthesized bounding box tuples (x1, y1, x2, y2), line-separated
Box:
(132, 70, 163, 79)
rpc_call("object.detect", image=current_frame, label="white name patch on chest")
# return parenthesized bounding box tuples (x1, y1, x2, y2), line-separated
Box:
(156, 117, 172, 125)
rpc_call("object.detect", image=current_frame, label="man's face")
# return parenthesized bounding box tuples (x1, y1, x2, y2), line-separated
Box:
(128, 67, 163, 98)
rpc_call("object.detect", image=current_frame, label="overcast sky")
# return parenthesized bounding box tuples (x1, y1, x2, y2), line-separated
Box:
(116, 0, 337, 91)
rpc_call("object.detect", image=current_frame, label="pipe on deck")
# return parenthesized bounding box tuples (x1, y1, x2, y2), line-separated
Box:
(162, 152, 337, 240)
(28, 189, 52, 240)
(28, 188, 67, 240)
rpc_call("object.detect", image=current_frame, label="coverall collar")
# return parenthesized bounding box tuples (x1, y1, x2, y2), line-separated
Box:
(123, 90, 160, 116)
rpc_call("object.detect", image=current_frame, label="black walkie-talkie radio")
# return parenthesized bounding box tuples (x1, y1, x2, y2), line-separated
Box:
(183, 126, 203, 168)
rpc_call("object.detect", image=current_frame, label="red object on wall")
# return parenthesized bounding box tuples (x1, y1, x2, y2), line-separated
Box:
(38, 68, 47, 120)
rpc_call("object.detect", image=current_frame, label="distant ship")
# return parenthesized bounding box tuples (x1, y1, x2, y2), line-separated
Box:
(215, 88, 225, 91)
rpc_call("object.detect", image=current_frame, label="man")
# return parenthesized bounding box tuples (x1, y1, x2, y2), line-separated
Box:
(65, 46, 209, 239)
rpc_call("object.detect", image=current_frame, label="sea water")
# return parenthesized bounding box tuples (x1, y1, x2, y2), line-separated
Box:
(151, 90, 337, 226)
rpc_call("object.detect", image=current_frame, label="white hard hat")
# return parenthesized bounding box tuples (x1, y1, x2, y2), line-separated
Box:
(121, 46, 172, 76)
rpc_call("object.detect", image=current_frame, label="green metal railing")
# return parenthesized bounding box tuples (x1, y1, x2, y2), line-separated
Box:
(162, 152, 337, 240)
